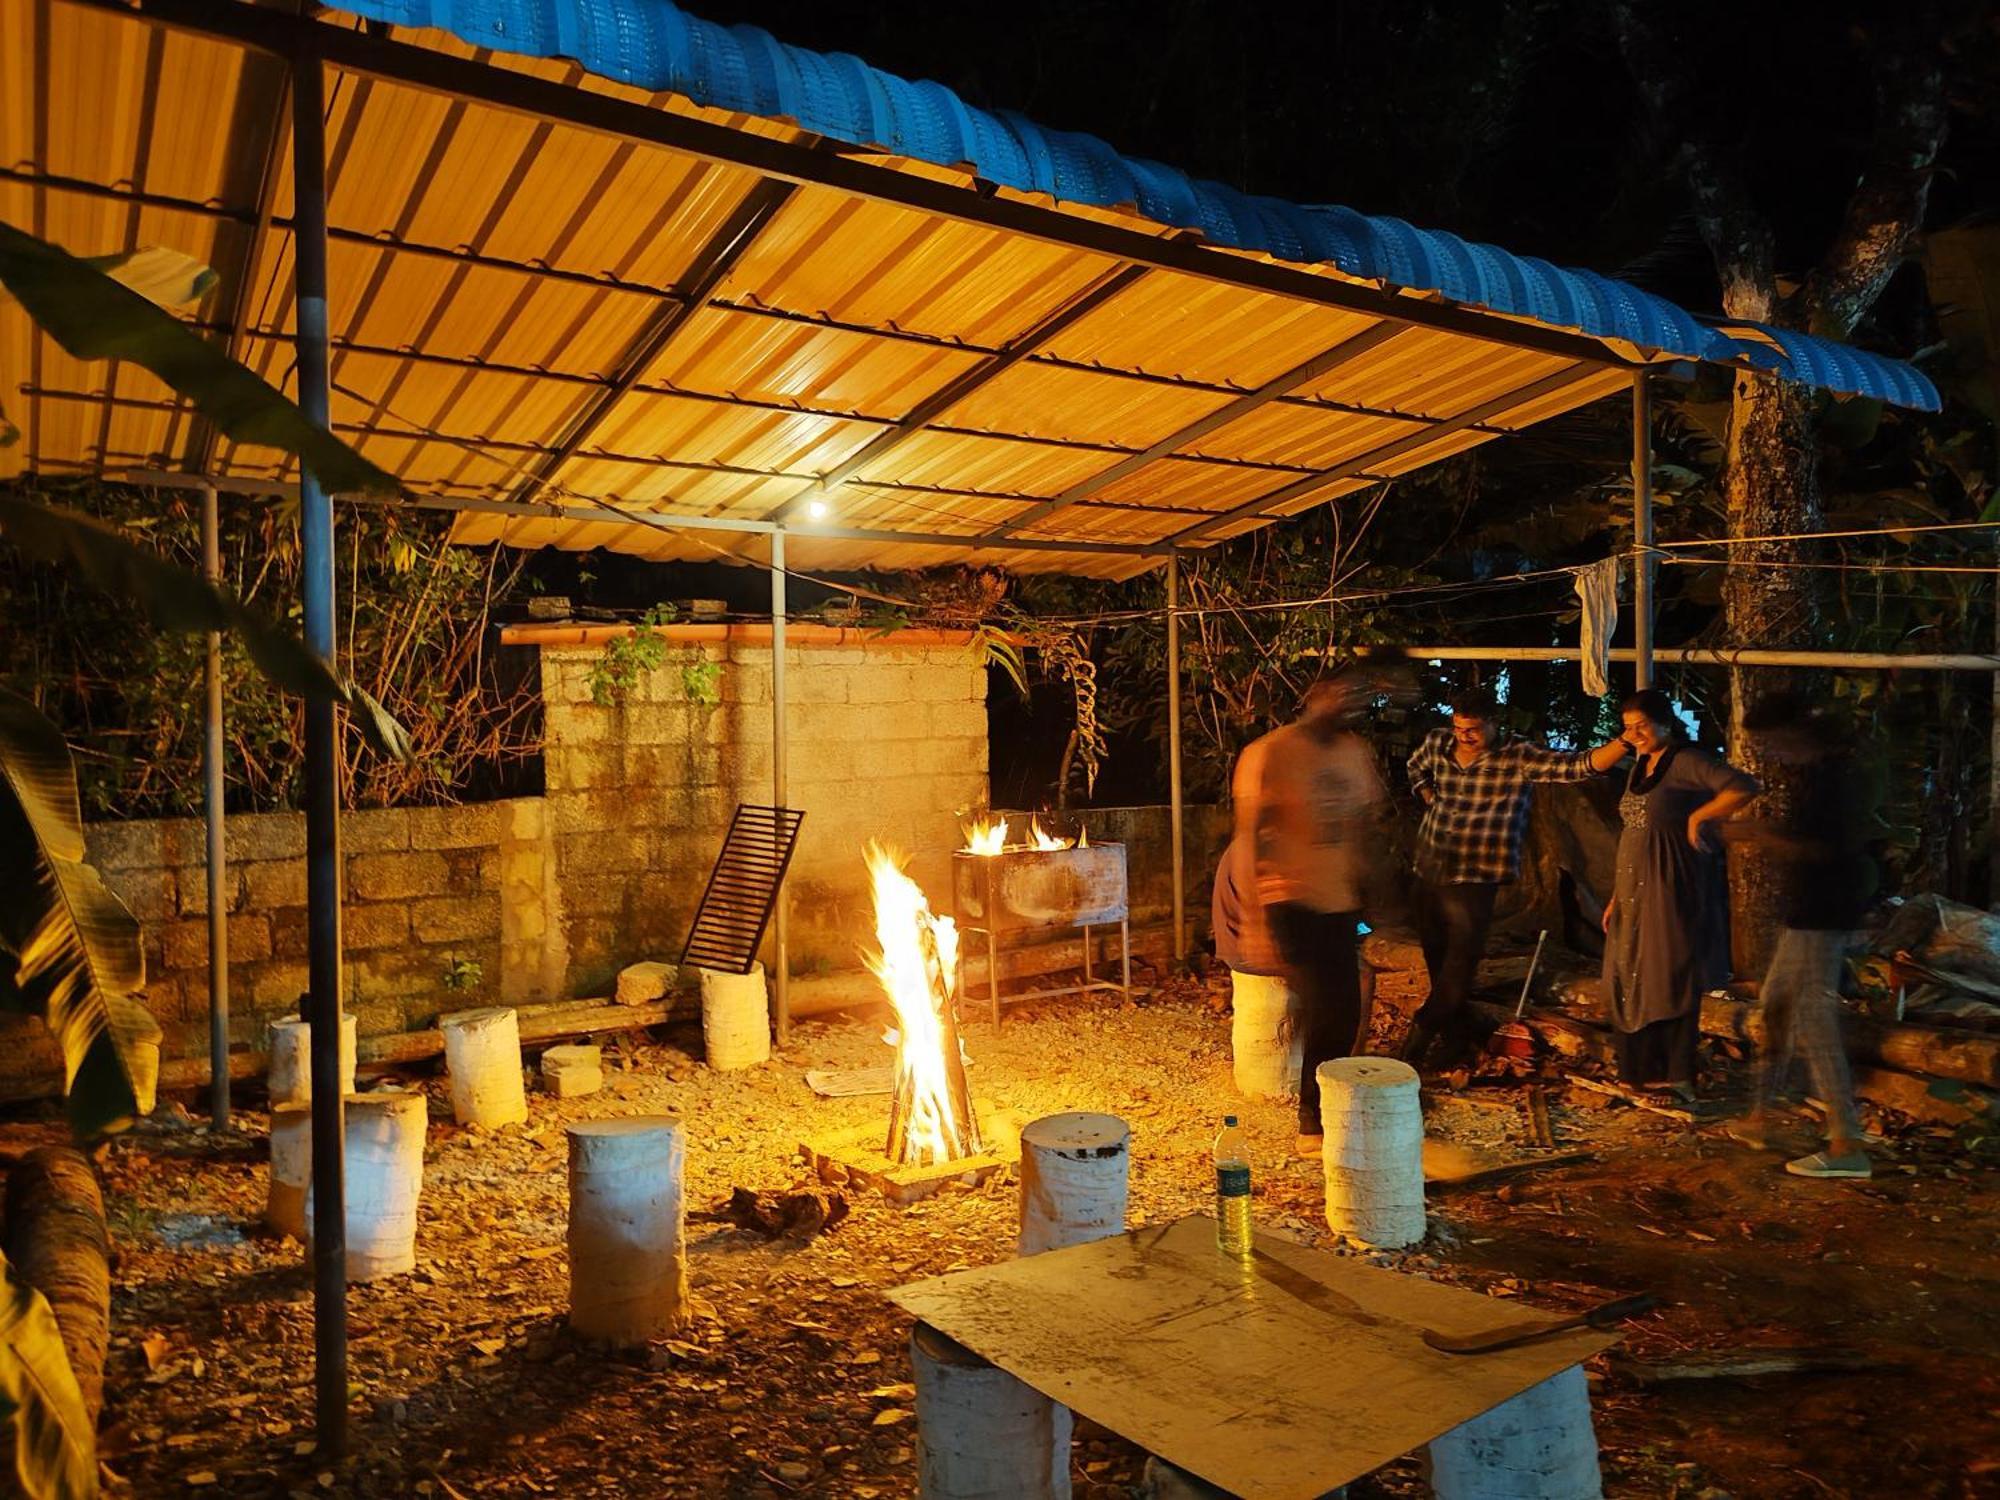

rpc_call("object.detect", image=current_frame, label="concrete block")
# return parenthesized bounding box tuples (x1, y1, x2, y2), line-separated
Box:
(408, 802, 501, 851)
(411, 894, 497, 945)
(616, 960, 675, 1006)
(551, 706, 614, 746)
(540, 1043, 602, 1097)
(86, 820, 165, 872)
(175, 864, 245, 917)
(502, 797, 545, 840)
(106, 867, 176, 923)
(345, 902, 412, 952)
(347, 850, 451, 902)
(161, 914, 271, 972)
(270, 907, 309, 960)
(241, 858, 308, 912)
(244, 961, 312, 1013)
(343, 808, 412, 854)
(223, 813, 307, 864)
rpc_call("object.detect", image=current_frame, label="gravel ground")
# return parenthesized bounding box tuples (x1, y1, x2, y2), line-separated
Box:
(79, 966, 2000, 1499)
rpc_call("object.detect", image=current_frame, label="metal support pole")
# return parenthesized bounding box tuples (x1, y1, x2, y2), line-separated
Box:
(1632, 372, 1655, 690)
(291, 45, 347, 1459)
(201, 481, 228, 1131)
(1165, 551, 1186, 961)
(769, 527, 790, 1045)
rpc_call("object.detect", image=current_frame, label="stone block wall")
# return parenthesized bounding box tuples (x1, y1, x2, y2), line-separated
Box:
(537, 626, 989, 994)
(79, 800, 534, 1058)
(5, 624, 996, 1083)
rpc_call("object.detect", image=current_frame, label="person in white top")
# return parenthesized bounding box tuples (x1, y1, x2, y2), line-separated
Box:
(1231, 671, 1391, 1157)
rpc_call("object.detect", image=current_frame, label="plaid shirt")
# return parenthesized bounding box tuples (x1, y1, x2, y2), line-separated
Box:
(1407, 728, 1601, 884)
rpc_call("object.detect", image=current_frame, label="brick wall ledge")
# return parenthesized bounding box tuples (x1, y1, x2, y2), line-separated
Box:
(500, 622, 981, 649)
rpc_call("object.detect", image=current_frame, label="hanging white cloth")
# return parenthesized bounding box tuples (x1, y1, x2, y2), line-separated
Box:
(1573, 557, 1622, 698)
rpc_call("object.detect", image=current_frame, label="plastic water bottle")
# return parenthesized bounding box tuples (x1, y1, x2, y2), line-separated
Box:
(1214, 1116, 1253, 1259)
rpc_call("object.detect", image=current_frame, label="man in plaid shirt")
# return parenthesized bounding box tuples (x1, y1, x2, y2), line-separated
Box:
(1402, 688, 1627, 1068)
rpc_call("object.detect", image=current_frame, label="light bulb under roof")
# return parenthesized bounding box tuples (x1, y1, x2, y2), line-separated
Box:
(806, 498, 830, 521)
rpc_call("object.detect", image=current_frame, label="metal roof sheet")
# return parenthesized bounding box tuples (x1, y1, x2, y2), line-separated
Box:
(0, 0, 1940, 584)
(334, 0, 1937, 412)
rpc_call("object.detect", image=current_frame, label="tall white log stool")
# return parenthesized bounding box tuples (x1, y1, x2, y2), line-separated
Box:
(566, 1117, 687, 1343)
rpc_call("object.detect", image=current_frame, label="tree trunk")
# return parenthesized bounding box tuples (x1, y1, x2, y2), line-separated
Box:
(1720, 374, 1825, 977)
(3, 1147, 111, 1425)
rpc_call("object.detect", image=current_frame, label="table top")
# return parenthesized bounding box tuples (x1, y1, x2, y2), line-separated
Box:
(888, 1215, 1617, 1500)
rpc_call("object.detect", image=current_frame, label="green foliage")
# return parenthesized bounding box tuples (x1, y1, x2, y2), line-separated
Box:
(0, 1250, 97, 1499)
(679, 660, 723, 707)
(587, 605, 678, 706)
(0, 687, 146, 1138)
(440, 956, 484, 992)
(587, 607, 728, 709)
(0, 480, 532, 818)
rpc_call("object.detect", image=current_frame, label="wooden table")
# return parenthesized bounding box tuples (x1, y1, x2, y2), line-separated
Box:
(888, 1215, 1617, 1500)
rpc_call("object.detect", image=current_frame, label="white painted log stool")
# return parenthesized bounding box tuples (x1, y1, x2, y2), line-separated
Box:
(264, 1102, 312, 1240)
(910, 1321, 1070, 1500)
(1018, 1112, 1131, 1255)
(1005, 1112, 1132, 1494)
(440, 1006, 529, 1127)
(1317, 1056, 1425, 1249)
(1142, 1456, 1345, 1498)
(540, 1043, 604, 1098)
(1427, 1364, 1602, 1499)
(266, 1012, 356, 1107)
(305, 1090, 427, 1280)
(1229, 970, 1301, 1099)
(566, 1117, 687, 1343)
(697, 963, 770, 1070)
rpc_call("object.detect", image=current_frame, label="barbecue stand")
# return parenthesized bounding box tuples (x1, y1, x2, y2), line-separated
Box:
(951, 841, 1131, 1024)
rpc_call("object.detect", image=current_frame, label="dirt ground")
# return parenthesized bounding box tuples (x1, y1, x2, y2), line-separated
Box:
(61, 958, 2000, 1499)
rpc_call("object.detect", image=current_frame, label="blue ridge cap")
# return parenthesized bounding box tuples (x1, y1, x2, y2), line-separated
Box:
(327, 0, 1941, 411)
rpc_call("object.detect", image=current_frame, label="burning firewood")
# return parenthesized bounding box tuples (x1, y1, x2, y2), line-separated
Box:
(864, 843, 981, 1167)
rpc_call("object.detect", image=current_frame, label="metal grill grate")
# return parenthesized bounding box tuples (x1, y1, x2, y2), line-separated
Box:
(679, 804, 806, 975)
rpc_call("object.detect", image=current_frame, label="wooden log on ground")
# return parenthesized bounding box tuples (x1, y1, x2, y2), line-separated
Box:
(1610, 1348, 1892, 1385)
(2, 1147, 110, 1423)
(1698, 995, 2000, 1089)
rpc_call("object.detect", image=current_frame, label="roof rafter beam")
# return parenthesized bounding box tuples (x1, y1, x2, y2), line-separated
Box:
(507, 176, 797, 506)
(83, 0, 1638, 372)
(118, 468, 1169, 556)
(185, 53, 291, 472)
(990, 321, 1406, 539)
(767, 262, 1151, 522)
(0, 165, 686, 301)
(1167, 363, 1606, 546)
(44, 384, 1215, 517)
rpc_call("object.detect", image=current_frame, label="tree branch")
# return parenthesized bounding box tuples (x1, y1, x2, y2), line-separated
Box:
(1607, 0, 1777, 319)
(1803, 34, 1948, 338)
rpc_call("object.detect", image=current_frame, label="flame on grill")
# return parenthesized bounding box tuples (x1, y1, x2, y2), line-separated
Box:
(1028, 815, 1072, 851)
(864, 842, 980, 1166)
(962, 815, 1008, 856)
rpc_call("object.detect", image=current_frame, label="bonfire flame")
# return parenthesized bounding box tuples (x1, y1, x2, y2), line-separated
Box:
(962, 815, 1008, 855)
(864, 842, 980, 1166)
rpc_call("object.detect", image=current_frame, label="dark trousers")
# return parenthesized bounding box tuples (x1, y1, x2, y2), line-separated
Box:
(1413, 880, 1500, 1043)
(1268, 903, 1362, 1133)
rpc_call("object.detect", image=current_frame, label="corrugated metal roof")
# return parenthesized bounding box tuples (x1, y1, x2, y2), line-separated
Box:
(333, 0, 1938, 411)
(0, 0, 1939, 583)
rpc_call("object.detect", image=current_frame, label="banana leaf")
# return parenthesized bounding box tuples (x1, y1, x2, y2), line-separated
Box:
(0, 220, 396, 499)
(0, 1251, 96, 1500)
(0, 495, 411, 763)
(0, 689, 144, 1138)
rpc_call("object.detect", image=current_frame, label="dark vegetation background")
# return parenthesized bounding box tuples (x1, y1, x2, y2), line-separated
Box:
(3, 1, 1998, 897)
